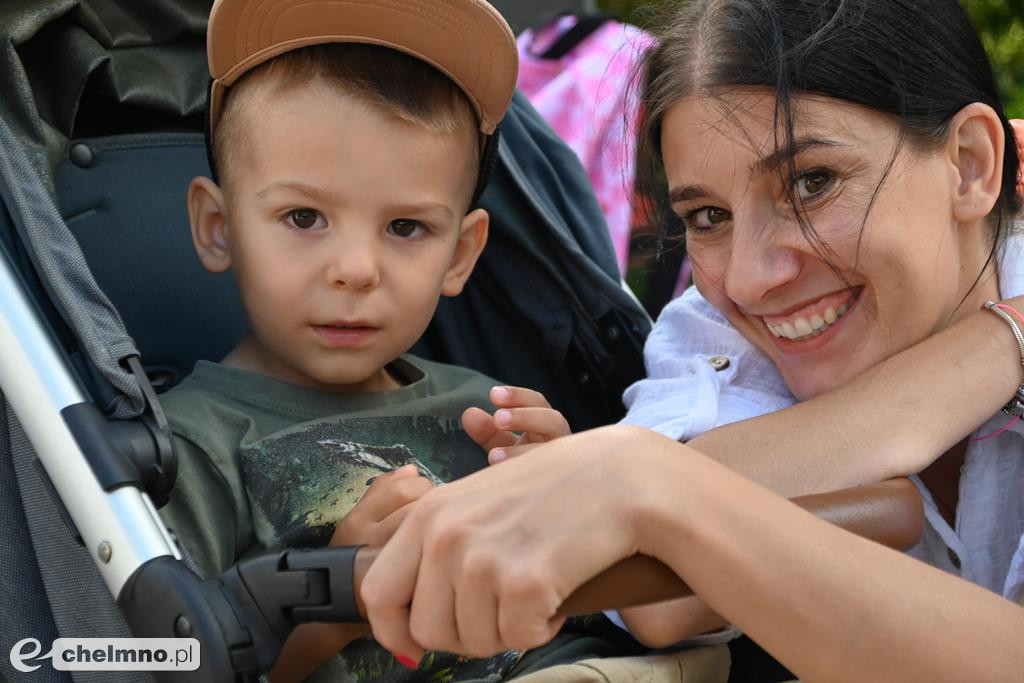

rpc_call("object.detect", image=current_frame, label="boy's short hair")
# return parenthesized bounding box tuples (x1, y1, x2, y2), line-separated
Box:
(213, 43, 479, 184)
(204, 0, 518, 196)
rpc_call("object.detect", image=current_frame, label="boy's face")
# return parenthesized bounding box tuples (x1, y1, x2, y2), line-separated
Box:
(188, 82, 486, 391)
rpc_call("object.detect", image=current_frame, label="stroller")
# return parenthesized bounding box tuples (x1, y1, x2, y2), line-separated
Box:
(0, 2, 922, 681)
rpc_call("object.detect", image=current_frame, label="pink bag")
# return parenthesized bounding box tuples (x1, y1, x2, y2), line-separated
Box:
(518, 15, 656, 275)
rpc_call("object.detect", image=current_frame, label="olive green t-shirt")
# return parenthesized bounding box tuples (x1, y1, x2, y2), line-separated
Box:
(159, 355, 525, 681)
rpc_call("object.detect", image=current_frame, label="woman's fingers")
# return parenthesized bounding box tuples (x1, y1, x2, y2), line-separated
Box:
(1012, 119, 1024, 199)
(453, 550, 503, 657)
(408, 559, 460, 653)
(361, 513, 427, 665)
(367, 496, 426, 547)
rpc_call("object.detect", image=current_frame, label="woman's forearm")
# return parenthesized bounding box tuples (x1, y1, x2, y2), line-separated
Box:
(688, 295, 1024, 497)
(639, 437, 1024, 682)
(618, 597, 728, 647)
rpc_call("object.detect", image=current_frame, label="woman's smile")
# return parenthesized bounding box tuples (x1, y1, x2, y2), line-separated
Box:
(759, 286, 862, 353)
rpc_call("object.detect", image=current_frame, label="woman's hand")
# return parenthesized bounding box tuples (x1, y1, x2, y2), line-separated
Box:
(462, 386, 572, 464)
(360, 425, 651, 661)
(1012, 119, 1023, 201)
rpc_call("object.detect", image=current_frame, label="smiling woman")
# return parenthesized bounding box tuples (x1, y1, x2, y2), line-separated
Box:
(359, 1, 1024, 680)
(660, 91, 1005, 400)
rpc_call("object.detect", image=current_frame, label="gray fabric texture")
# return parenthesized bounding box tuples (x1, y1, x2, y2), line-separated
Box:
(6, 403, 151, 683)
(0, 113, 142, 417)
(0, 0, 208, 184)
(0, 398, 68, 683)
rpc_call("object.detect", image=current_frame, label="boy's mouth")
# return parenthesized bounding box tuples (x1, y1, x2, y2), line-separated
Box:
(312, 322, 379, 348)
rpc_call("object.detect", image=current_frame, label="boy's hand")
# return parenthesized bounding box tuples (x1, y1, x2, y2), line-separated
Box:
(462, 386, 571, 465)
(330, 465, 434, 548)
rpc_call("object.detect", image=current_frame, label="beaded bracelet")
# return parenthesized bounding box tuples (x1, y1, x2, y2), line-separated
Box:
(983, 301, 1024, 417)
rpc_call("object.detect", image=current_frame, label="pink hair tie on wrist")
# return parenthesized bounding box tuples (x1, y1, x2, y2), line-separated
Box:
(974, 301, 1024, 441)
(992, 302, 1024, 325)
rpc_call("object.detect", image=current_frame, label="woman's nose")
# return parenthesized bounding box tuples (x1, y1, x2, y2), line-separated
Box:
(722, 217, 802, 308)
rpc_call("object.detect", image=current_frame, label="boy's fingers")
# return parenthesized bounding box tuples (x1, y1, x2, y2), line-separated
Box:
(461, 406, 498, 444)
(462, 406, 518, 451)
(360, 471, 434, 521)
(367, 463, 419, 487)
(488, 443, 542, 465)
(490, 386, 551, 409)
(493, 407, 571, 442)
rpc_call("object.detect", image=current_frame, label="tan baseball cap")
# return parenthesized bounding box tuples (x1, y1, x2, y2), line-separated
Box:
(206, 0, 519, 138)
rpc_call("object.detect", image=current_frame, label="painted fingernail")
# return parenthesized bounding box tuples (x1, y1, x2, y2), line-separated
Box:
(490, 448, 507, 464)
(395, 653, 419, 670)
(493, 386, 510, 402)
(495, 410, 511, 427)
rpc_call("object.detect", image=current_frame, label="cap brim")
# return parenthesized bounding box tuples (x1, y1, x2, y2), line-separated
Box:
(208, 0, 518, 136)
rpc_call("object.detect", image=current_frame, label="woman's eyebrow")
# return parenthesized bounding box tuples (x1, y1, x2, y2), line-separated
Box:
(751, 138, 847, 174)
(668, 138, 850, 203)
(668, 185, 713, 204)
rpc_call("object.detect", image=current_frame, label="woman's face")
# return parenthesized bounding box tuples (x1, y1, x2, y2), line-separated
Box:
(662, 91, 998, 400)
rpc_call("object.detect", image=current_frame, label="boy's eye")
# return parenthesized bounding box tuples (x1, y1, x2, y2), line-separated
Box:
(388, 219, 427, 238)
(286, 208, 324, 230)
(682, 206, 731, 234)
(793, 170, 835, 202)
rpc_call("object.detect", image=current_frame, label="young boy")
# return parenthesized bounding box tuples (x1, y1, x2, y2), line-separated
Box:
(157, 0, 580, 680)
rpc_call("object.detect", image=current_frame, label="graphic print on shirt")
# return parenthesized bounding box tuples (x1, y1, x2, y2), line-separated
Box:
(239, 415, 521, 682)
(240, 415, 479, 549)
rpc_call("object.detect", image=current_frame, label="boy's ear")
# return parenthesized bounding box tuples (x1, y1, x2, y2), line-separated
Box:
(442, 208, 489, 297)
(948, 102, 1005, 224)
(188, 176, 232, 273)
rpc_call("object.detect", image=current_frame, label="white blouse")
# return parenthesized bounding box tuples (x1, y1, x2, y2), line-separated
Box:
(621, 234, 1024, 604)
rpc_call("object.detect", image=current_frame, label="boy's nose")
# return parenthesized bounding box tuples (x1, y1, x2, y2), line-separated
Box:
(327, 238, 380, 291)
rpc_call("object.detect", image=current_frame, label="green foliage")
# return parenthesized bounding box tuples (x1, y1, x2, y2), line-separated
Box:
(964, 0, 1024, 118)
(598, 0, 1024, 117)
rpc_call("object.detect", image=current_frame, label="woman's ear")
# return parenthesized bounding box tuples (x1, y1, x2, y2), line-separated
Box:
(188, 176, 232, 273)
(948, 102, 1005, 223)
(442, 208, 489, 297)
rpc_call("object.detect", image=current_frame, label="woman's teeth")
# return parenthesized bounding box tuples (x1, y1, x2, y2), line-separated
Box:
(768, 302, 849, 341)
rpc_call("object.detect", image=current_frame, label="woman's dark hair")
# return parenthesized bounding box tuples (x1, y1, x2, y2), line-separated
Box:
(637, 0, 1023, 272)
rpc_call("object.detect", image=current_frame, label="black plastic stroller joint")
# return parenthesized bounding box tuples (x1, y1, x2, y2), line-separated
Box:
(62, 356, 177, 508)
(118, 545, 365, 682)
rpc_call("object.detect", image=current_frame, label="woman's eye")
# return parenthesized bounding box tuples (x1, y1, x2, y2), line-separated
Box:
(388, 219, 427, 238)
(285, 208, 325, 230)
(794, 170, 834, 201)
(682, 206, 731, 233)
